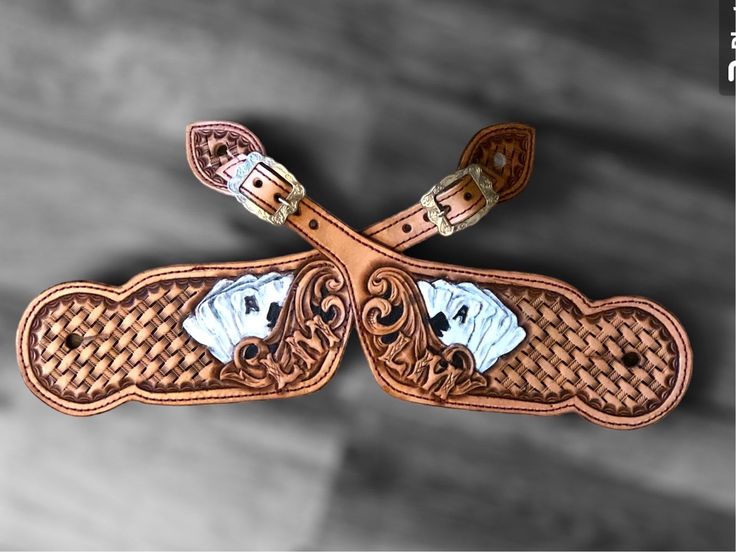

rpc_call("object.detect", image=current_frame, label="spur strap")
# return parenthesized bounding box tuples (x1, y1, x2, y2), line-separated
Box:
(17, 122, 534, 415)
(187, 121, 534, 249)
(214, 147, 692, 429)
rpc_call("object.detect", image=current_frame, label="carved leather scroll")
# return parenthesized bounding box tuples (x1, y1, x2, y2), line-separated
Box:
(361, 267, 486, 401)
(18, 257, 350, 415)
(224, 260, 349, 391)
(360, 266, 683, 423)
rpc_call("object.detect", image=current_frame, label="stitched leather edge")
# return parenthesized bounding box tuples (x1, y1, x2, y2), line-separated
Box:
(15, 252, 350, 415)
(185, 121, 265, 194)
(458, 123, 536, 203)
(278, 197, 691, 430)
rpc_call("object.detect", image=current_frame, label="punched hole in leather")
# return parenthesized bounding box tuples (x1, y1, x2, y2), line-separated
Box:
(216, 141, 691, 430)
(16, 121, 535, 415)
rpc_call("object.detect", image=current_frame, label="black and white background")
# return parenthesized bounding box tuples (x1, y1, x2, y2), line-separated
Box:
(0, 1, 733, 549)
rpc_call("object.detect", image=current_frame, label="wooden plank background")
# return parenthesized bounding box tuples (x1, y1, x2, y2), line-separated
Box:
(0, 0, 733, 549)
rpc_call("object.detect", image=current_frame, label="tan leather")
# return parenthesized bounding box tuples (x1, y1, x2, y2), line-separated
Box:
(16, 122, 535, 415)
(187, 121, 535, 250)
(20, 119, 691, 429)
(221, 144, 692, 430)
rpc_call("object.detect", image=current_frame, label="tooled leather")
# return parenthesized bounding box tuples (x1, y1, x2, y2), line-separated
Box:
(234, 169, 691, 429)
(191, 121, 535, 250)
(360, 267, 683, 422)
(225, 260, 349, 391)
(18, 256, 349, 414)
(186, 121, 265, 193)
(458, 123, 535, 203)
(18, 123, 536, 415)
(364, 123, 534, 248)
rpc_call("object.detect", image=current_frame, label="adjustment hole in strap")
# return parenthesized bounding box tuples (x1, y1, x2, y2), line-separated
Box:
(226, 152, 304, 226)
(423, 213, 430, 222)
(420, 164, 497, 237)
(253, 178, 263, 188)
(402, 224, 412, 233)
(309, 219, 319, 230)
(464, 192, 473, 201)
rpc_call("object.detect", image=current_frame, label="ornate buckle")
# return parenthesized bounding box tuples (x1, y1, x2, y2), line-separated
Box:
(226, 152, 305, 226)
(420, 164, 499, 236)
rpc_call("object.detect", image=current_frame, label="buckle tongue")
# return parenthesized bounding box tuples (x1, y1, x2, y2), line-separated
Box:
(226, 152, 304, 226)
(420, 164, 498, 236)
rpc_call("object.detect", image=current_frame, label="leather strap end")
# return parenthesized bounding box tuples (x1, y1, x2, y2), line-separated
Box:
(186, 121, 265, 194)
(458, 123, 535, 203)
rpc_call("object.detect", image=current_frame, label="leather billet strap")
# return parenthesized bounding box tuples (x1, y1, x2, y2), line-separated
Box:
(187, 121, 535, 250)
(219, 148, 692, 430)
(17, 122, 534, 415)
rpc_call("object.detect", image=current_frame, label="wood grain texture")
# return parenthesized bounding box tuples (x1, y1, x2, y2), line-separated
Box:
(0, 0, 732, 549)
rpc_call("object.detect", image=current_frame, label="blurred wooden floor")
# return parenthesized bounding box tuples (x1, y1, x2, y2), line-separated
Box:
(0, 0, 733, 549)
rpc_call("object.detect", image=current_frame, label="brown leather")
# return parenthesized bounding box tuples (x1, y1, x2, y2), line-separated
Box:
(17, 122, 535, 415)
(219, 145, 692, 430)
(187, 121, 534, 250)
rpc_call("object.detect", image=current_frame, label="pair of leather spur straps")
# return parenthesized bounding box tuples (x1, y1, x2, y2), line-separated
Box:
(17, 121, 692, 429)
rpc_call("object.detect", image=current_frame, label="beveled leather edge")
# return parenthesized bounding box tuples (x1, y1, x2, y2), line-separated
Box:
(359, 123, 536, 249)
(185, 121, 535, 204)
(20, 119, 532, 415)
(359, 280, 692, 431)
(202, 120, 537, 251)
(458, 123, 535, 203)
(232, 176, 692, 430)
(15, 251, 353, 416)
(185, 121, 265, 194)
(18, 121, 539, 416)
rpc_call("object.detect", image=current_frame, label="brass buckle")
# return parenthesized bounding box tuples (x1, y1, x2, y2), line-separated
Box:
(420, 164, 498, 236)
(226, 152, 305, 226)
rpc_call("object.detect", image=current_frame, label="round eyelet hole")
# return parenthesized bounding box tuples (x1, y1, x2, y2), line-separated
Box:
(493, 152, 507, 169)
(309, 219, 319, 230)
(65, 334, 84, 350)
(402, 223, 412, 233)
(423, 213, 430, 222)
(274, 193, 283, 202)
(463, 192, 473, 201)
(621, 352, 641, 368)
(244, 344, 258, 359)
(253, 178, 262, 188)
(214, 143, 228, 157)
